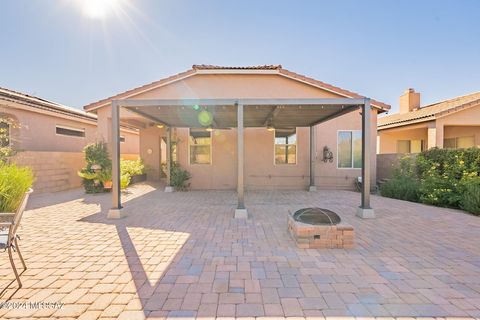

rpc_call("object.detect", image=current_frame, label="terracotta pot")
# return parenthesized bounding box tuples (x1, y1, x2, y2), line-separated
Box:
(103, 180, 113, 189)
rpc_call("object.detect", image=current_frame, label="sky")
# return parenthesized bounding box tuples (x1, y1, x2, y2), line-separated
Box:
(0, 0, 479, 113)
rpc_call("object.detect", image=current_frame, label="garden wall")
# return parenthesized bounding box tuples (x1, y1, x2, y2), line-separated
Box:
(12, 151, 138, 193)
(377, 153, 416, 182)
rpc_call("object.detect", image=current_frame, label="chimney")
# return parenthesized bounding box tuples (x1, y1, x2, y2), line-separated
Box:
(399, 88, 420, 114)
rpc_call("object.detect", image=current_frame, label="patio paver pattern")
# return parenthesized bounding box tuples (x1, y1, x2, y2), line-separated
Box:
(1, 183, 480, 319)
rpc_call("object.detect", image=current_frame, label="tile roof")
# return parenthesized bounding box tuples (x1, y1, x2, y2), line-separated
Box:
(193, 64, 282, 70)
(0, 86, 139, 132)
(378, 91, 480, 129)
(0, 86, 96, 122)
(84, 65, 390, 111)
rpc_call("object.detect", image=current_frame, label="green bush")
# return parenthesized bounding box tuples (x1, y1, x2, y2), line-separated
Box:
(381, 147, 480, 215)
(380, 156, 420, 202)
(120, 158, 145, 177)
(460, 177, 480, 215)
(78, 142, 112, 193)
(0, 162, 34, 212)
(170, 162, 191, 191)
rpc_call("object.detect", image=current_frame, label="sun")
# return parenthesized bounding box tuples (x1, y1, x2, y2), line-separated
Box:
(81, 0, 120, 20)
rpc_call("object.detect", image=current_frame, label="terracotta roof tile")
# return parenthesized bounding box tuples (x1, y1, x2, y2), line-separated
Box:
(378, 91, 480, 129)
(0, 86, 96, 121)
(193, 64, 282, 70)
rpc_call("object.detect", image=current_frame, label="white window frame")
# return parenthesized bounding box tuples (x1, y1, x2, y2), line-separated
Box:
(337, 130, 362, 169)
(273, 128, 298, 165)
(55, 125, 85, 138)
(188, 128, 212, 165)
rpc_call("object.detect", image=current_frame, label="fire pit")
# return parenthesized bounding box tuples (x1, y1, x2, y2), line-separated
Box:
(288, 208, 354, 249)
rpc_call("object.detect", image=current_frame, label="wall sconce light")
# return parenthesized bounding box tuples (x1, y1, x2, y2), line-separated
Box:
(156, 124, 164, 128)
(322, 146, 334, 163)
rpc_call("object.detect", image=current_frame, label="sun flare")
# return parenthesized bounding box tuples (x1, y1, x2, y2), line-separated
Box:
(81, 0, 120, 20)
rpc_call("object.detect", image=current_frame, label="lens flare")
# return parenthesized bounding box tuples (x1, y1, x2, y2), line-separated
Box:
(198, 110, 213, 126)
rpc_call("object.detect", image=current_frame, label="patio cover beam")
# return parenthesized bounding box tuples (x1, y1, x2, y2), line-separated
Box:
(309, 125, 316, 191)
(165, 127, 173, 192)
(115, 98, 366, 107)
(357, 98, 375, 218)
(234, 103, 247, 219)
(108, 101, 124, 219)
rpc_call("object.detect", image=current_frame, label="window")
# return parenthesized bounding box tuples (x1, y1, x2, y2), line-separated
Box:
(397, 139, 424, 153)
(120, 136, 125, 143)
(189, 128, 211, 164)
(275, 128, 297, 164)
(0, 121, 10, 147)
(444, 136, 475, 149)
(56, 125, 85, 137)
(337, 130, 362, 168)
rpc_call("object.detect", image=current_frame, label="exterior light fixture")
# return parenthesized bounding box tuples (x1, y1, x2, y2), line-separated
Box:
(156, 124, 164, 128)
(267, 125, 275, 132)
(206, 126, 213, 132)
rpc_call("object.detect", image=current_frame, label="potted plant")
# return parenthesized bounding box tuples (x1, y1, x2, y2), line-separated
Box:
(97, 170, 113, 189)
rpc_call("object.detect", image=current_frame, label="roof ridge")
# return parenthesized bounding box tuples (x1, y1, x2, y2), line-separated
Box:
(83, 64, 391, 111)
(192, 64, 282, 70)
(378, 91, 480, 128)
(420, 90, 480, 109)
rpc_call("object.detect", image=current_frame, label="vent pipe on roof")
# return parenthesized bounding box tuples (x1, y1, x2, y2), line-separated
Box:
(399, 88, 421, 114)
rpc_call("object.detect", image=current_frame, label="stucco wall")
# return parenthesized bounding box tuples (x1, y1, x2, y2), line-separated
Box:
(0, 104, 139, 154)
(138, 108, 378, 191)
(98, 72, 381, 190)
(315, 108, 377, 190)
(378, 125, 429, 154)
(13, 151, 85, 193)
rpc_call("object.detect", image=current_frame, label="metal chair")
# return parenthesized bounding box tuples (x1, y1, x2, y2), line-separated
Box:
(0, 189, 32, 288)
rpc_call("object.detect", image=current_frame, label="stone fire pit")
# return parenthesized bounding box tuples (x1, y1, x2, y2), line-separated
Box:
(288, 208, 354, 249)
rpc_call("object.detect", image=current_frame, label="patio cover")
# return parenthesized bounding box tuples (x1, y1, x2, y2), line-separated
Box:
(109, 98, 375, 219)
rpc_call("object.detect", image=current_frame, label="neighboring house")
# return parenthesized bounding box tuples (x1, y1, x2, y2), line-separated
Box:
(377, 89, 480, 154)
(84, 65, 390, 191)
(0, 87, 140, 192)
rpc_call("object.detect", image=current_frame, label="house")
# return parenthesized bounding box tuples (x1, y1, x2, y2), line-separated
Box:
(84, 65, 389, 207)
(377, 89, 480, 154)
(0, 87, 140, 192)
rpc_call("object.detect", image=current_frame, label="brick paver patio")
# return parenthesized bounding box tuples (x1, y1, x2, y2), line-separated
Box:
(1, 182, 480, 319)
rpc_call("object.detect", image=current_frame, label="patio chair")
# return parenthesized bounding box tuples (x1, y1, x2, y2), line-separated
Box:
(0, 189, 32, 288)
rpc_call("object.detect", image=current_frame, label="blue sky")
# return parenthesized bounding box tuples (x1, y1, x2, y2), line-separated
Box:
(1, 0, 479, 113)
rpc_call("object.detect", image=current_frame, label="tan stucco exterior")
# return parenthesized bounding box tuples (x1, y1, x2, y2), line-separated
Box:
(378, 104, 480, 154)
(92, 70, 383, 191)
(0, 100, 139, 154)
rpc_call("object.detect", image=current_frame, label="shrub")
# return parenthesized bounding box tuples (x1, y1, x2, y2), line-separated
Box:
(380, 156, 420, 202)
(78, 142, 112, 193)
(120, 158, 145, 177)
(381, 147, 480, 215)
(416, 147, 480, 208)
(460, 177, 480, 215)
(0, 162, 34, 212)
(170, 162, 191, 191)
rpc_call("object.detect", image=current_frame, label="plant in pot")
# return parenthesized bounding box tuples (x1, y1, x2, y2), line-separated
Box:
(97, 170, 113, 190)
(78, 142, 112, 193)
